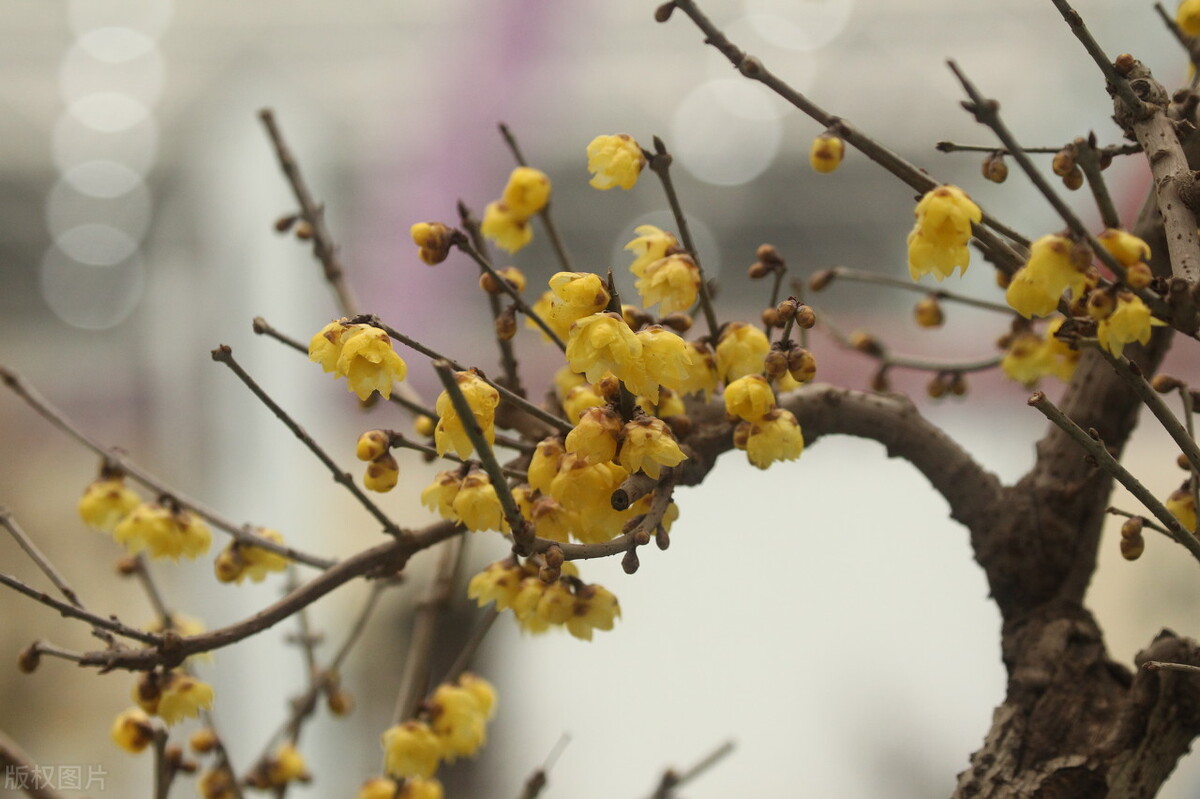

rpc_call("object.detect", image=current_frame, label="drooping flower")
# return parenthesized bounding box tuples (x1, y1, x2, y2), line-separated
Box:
(1096, 292, 1161, 357)
(565, 406, 622, 464)
(565, 583, 621, 641)
(363, 453, 400, 493)
(586, 134, 646, 190)
(1000, 318, 1078, 386)
(715, 322, 771, 382)
(906, 185, 982, 282)
(547, 272, 611, 335)
(421, 471, 461, 520)
(481, 201, 533, 253)
(381, 721, 442, 780)
(434, 371, 500, 459)
(527, 438, 565, 495)
(110, 708, 155, 753)
(566, 313, 643, 384)
(429, 674, 497, 761)
(113, 503, 212, 560)
(1005, 234, 1092, 319)
(625, 225, 679, 275)
(452, 472, 508, 533)
(501, 167, 552, 217)
(308, 319, 355, 373)
(214, 528, 291, 584)
(156, 672, 215, 725)
(79, 476, 140, 532)
(468, 560, 532, 611)
(743, 409, 805, 469)
(724, 375, 776, 422)
(618, 416, 688, 479)
(1178, 0, 1200, 36)
(336, 327, 409, 401)
(1097, 228, 1151, 268)
(635, 253, 701, 315)
(264, 743, 310, 787)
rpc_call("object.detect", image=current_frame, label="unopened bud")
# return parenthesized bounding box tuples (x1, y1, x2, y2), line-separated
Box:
(1114, 53, 1136, 76)
(294, 220, 314, 240)
(214, 548, 244, 584)
(787, 348, 817, 383)
(274, 214, 298, 233)
(355, 429, 390, 462)
(927, 374, 948, 399)
(595, 374, 621, 401)
(982, 151, 1008, 183)
(1052, 147, 1077, 177)
(756, 244, 784, 269)
(1120, 535, 1145, 561)
(1121, 517, 1145, 539)
(1151, 374, 1184, 393)
(326, 689, 355, 717)
(17, 644, 39, 674)
(747, 261, 770, 279)
(190, 728, 218, 754)
(1062, 166, 1084, 191)
(775, 298, 798, 322)
(1125, 262, 1152, 290)
(870, 368, 891, 393)
(761, 307, 781, 328)
(495, 308, 517, 341)
(849, 330, 882, 357)
(809, 269, 835, 292)
(414, 414, 436, 438)
(914, 296, 944, 328)
(116, 555, 140, 576)
(538, 565, 560, 584)
(732, 421, 751, 450)
(794, 304, 816, 329)
(764, 349, 789, 379)
(1179, 453, 1193, 471)
(660, 312, 693, 333)
(810, 133, 845, 174)
(948, 372, 968, 396)
(543, 545, 565, 570)
(621, 548, 640, 574)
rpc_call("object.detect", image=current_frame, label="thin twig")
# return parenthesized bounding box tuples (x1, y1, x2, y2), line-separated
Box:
(28, 640, 86, 664)
(0, 366, 334, 570)
(211, 345, 407, 541)
(0, 571, 161, 644)
(817, 267, 1014, 314)
(454, 237, 567, 352)
(516, 733, 572, 799)
(1046, 0, 1146, 114)
(1098, 350, 1200, 476)
(442, 607, 499, 684)
(132, 555, 172, 625)
(645, 136, 721, 342)
(498, 122, 576, 273)
(820, 313, 1003, 375)
(1107, 506, 1172, 538)
(258, 109, 360, 316)
(1027, 391, 1200, 563)
(646, 740, 736, 799)
(1144, 660, 1200, 674)
(386, 431, 529, 479)
(433, 362, 532, 551)
(367, 318, 572, 435)
(0, 728, 68, 799)
(1075, 135, 1122, 230)
(935, 141, 1141, 157)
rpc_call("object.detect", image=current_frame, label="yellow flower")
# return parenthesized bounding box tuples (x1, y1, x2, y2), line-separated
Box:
(625, 225, 680, 275)
(1178, 0, 1200, 36)
(501, 167, 552, 217)
(434, 371, 500, 459)
(548, 272, 611, 335)
(527, 290, 570, 341)
(421, 471, 461, 520)
(114, 503, 211, 560)
(79, 477, 140, 532)
(458, 673, 497, 718)
(565, 406, 622, 464)
(528, 495, 579, 543)
(215, 528, 291, 584)
(1004, 235, 1092, 318)
(565, 584, 621, 641)
(715, 322, 771, 381)
(468, 560, 530, 611)
(553, 365, 588, 401)
(527, 437, 566, 494)
(363, 453, 400, 493)
(646, 387, 686, 418)
(638, 326, 694, 397)
(635, 253, 701, 315)
(561, 383, 606, 425)
(111, 708, 155, 753)
(308, 319, 355, 373)
(356, 429, 390, 462)
(1097, 293, 1161, 357)
(549, 455, 627, 517)
(357, 779, 400, 799)
(336, 327, 409, 401)
(566, 313, 643, 384)
(675, 341, 719, 399)
(586, 134, 645, 190)
(430, 676, 496, 761)
(724, 375, 776, 422)
(1097, 228, 1150, 268)
(744, 409, 805, 469)
(410, 222, 455, 265)
(906, 185, 982, 281)
(382, 721, 442, 780)
(198, 768, 238, 799)
(265, 743, 309, 786)
(809, 133, 844, 173)
(1000, 319, 1078, 387)
(1167, 486, 1197, 532)
(481, 201, 533, 253)
(451, 472, 507, 532)
(618, 417, 688, 479)
(156, 672, 215, 725)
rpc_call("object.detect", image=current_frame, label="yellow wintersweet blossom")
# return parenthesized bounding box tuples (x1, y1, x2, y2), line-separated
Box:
(1178, 0, 1200, 36)
(1000, 319, 1079, 386)
(566, 313, 643, 384)
(468, 560, 532, 611)
(527, 438, 566, 495)
(1167, 485, 1198, 532)
(501, 166, 552, 218)
(382, 721, 442, 780)
(451, 472, 508, 532)
(360, 778, 443, 799)
(1005, 234, 1092, 319)
(565, 406, 622, 464)
(265, 743, 310, 787)
(114, 503, 212, 560)
(421, 471, 461, 520)
(618, 417, 687, 479)
(906, 185, 982, 282)
(110, 708, 155, 753)
(547, 271, 611, 335)
(79, 476, 140, 532)
(156, 673, 215, 725)
(675, 341, 719, 399)
(481, 201, 532, 253)
(336, 327, 409, 401)
(638, 326, 694, 396)
(625, 225, 679, 274)
(1097, 228, 1150, 267)
(809, 133, 845, 173)
(1096, 292, 1162, 357)
(635, 253, 701, 315)
(308, 319, 355, 373)
(526, 495, 579, 543)
(429, 674, 497, 761)
(586, 134, 645, 190)
(744, 409, 805, 469)
(565, 584, 621, 641)
(724, 374, 776, 422)
(410, 222, 455, 265)
(434, 371, 500, 459)
(715, 322, 771, 381)
(214, 528, 290, 584)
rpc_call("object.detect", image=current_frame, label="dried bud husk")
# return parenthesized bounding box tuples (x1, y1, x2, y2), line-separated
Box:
(1086, 289, 1116, 321)
(914, 296, 944, 328)
(982, 151, 1008, 183)
(732, 421, 751, 450)
(809, 269, 836, 292)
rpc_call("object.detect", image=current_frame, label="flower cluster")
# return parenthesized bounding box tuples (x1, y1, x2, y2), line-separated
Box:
(586, 134, 646, 190)
(481, 166, 551, 253)
(380, 674, 497, 781)
(468, 560, 621, 640)
(625, 225, 701, 314)
(78, 475, 140, 532)
(1004, 234, 1092, 318)
(906, 185, 982, 282)
(725, 375, 804, 469)
(355, 428, 400, 492)
(410, 222, 455, 265)
(309, 320, 408, 401)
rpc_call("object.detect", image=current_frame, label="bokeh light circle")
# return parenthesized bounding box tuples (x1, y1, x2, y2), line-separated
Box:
(46, 170, 151, 242)
(671, 80, 782, 186)
(40, 239, 145, 330)
(744, 0, 855, 52)
(53, 109, 158, 174)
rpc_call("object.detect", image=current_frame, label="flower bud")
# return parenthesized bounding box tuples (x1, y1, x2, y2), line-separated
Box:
(1062, 166, 1084, 191)
(214, 548, 244, 584)
(1120, 534, 1145, 561)
(761, 307, 781, 328)
(1052, 147, 1076, 177)
(982, 151, 1008, 183)
(1179, 453, 1193, 471)
(414, 414, 436, 438)
(660, 312, 693, 333)
(411, 222, 455, 265)
(870, 368, 891, 393)
(849, 330, 882, 357)
(809, 269, 836, 292)
(274, 214, 298, 233)
(1120, 516, 1144, 539)
(17, 644, 40, 674)
(190, 728, 218, 754)
(787, 348, 817, 383)
(1086, 289, 1115, 321)
(794, 304, 816, 329)
(356, 430, 390, 462)
(948, 372, 968, 396)
(294, 220, 314, 240)
(775, 298, 797, 322)
(326, 689, 355, 717)
(810, 133, 845, 174)
(495, 308, 517, 341)
(1125, 262, 1152, 290)
(914, 296, 944, 328)
(927, 374, 947, 399)
(747, 261, 770, 279)
(621, 547, 640, 574)
(364, 454, 400, 493)
(764, 349, 789, 379)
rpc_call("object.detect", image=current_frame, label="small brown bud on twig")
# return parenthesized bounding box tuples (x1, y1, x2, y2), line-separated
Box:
(1114, 53, 1136, 76)
(274, 214, 299, 233)
(1052, 147, 1077, 177)
(539, 565, 561, 584)
(1151, 374, 1184, 393)
(981, 151, 1008, 183)
(1121, 516, 1145, 539)
(794, 304, 816, 329)
(775, 298, 797, 322)
(927, 375, 947, 399)
(326, 688, 355, 716)
(1179, 453, 1193, 471)
(949, 372, 968, 397)
(1061, 166, 1084, 191)
(495, 308, 517, 341)
(654, 1, 676, 22)
(849, 330, 882, 357)
(543, 545, 565, 570)
(870, 368, 891, 393)
(739, 56, 763, 77)
(914, 296, 944, 328)
(764, 349, 789, 379)
(1120, 535, 1145, 561)
(189, 728, 218, 754)
(809, 269, 836, 292)
(116, 555, 140, 576)
(787, 348, 817, 383)
(661, 312, 692, 333)
(747, 261, 770, 279)
(294, 220, 314, 240)
(761, 307, 781, 328)
(622, 548, 640, 574)
(17, 644, 40, 673)
(756, 244, 785, 269)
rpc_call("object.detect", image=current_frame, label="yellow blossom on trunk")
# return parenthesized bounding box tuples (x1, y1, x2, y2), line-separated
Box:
(618, 417, 687, 479)
(724, 374, 776, 422)
(566, 313, 643, 384)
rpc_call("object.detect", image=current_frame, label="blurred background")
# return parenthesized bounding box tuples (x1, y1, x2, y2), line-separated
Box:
(2, 0, 1200, 796)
